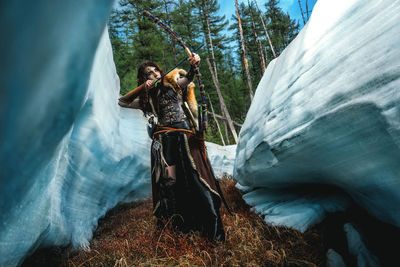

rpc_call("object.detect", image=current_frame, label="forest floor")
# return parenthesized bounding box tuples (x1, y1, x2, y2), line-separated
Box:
(22, 177, 327, 266)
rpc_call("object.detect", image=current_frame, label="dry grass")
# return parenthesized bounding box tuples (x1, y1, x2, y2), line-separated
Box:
(23, 177, 326, 266)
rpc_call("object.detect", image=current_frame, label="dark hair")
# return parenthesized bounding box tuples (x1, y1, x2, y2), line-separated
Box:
(137, 61, 163, 115)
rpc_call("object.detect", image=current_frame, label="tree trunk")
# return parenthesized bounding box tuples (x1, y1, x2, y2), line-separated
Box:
(202, 0, 219, 81)
(206, 58, 238, 143)
(224, 121, 230, 145)
(298, 0, 306, 25)
(207, 93, 225, 146)
(254, 0, 277, 58)
(208, 111, 242, 127)
(200, 0, 238, 143)
(163, 0, 177, 64)
(248, 0, 266, 74)
(235, 0, 254, 102)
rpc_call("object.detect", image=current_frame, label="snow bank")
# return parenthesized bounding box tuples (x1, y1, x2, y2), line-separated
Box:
(235, 0, 400, 263)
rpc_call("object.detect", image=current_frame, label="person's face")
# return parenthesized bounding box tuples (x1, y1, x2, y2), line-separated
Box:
(144, 66, 161, 80)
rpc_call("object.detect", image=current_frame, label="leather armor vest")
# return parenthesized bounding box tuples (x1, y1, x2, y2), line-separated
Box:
(158, 87, 187, 126)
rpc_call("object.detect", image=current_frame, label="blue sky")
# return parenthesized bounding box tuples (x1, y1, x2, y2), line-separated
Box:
(112, 0, 319, 46)
(217, 0, 318, 29)
(113, 0, 318, 29)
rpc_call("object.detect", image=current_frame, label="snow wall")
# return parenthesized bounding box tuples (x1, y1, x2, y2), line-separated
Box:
(0, 1, 235, 266)
(235, 0, 399, 264)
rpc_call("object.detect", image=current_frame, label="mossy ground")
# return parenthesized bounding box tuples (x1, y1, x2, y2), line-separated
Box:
(23, 177, 326, 266)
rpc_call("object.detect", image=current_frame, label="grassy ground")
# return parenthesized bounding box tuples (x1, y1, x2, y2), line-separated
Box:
(23, 177, 326, 266)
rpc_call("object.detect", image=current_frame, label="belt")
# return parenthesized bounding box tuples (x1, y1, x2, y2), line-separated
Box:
(152, 127, 194, 141)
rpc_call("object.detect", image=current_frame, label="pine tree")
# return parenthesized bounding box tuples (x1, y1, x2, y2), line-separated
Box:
(264, 0, 299, 57)
(109, 0, 171, 94)
(193, 0, 241, 144)
(108, 8, 132, 86)
(108, 0, 300, 144)
(229, 1, 300, 84)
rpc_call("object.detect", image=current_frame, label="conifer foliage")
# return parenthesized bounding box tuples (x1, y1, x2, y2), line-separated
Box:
(108, 0, 300, 145)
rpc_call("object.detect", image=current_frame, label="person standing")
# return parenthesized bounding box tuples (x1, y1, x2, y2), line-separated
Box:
(119, 54, 226, 242)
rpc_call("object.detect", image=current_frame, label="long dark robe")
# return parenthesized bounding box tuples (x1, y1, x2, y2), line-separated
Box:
(151, 127, 225, 242)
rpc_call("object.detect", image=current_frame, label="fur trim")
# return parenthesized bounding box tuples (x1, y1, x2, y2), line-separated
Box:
(163, 68, 198, 118)
(186, 82, 198, 119)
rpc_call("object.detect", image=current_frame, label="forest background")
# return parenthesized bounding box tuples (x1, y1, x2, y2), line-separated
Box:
(108, 0, 315, 145)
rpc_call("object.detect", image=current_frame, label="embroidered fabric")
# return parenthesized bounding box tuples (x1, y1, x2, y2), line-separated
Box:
(158, 87, 187, 126)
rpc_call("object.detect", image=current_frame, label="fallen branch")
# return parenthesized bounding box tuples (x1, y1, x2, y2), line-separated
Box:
(208, 112, 242, 127)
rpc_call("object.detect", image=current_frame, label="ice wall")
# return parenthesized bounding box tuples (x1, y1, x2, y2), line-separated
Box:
(0, 1, 113, 265)
(234, 0, 400, 263)
(0, 2, 236, 265)
(0, 27, 151, 265)
(206, 143, 236, 177)
(0, 1, 132, 265)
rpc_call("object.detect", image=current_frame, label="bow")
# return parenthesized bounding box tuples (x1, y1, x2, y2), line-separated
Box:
(142, 10, 208, 135)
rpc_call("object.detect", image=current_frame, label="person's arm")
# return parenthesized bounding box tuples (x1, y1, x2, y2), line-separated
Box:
(118, 83, 146, 105)
(118, 98, 131, 108)
(118, 80, 155, 108)
(177, 53, 200, 89)
(118, 98, 141, 109)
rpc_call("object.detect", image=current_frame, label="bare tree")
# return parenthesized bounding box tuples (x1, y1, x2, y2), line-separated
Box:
(298, 0, 306, 25)
(248, 0, 266, 73)
(208, 111, 242, 127)
(207, 93, 225, 146)
(162, 0, 178, 64)
(253, 0, 277, 58)
(235, 0, 254, 102)
(206, 58, 238, 143)
(306, 0, 309, 20)
(224, 122, 230, 145)
(202, 0, 218, 80)
(200, 0, 238, 143)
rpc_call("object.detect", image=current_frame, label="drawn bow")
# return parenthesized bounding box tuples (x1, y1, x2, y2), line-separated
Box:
(142, 10, 208, 135)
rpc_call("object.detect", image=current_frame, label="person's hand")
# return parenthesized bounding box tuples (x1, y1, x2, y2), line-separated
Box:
(144, 79, 156, 90)
(188, 53, 200, 66)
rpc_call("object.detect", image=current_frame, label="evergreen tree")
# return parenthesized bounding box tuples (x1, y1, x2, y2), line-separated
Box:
(264, 0, 299, 57)
(108, 0, 176, 95)
(194, 0, 239, 143)
(240, 2, 266, 85)
(229, 2, 256, 105)
(229, 0, 300, 106)
(108, 0, 300, 144)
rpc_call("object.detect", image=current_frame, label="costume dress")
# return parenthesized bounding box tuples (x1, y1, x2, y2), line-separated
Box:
(149, 79, 225, 242)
